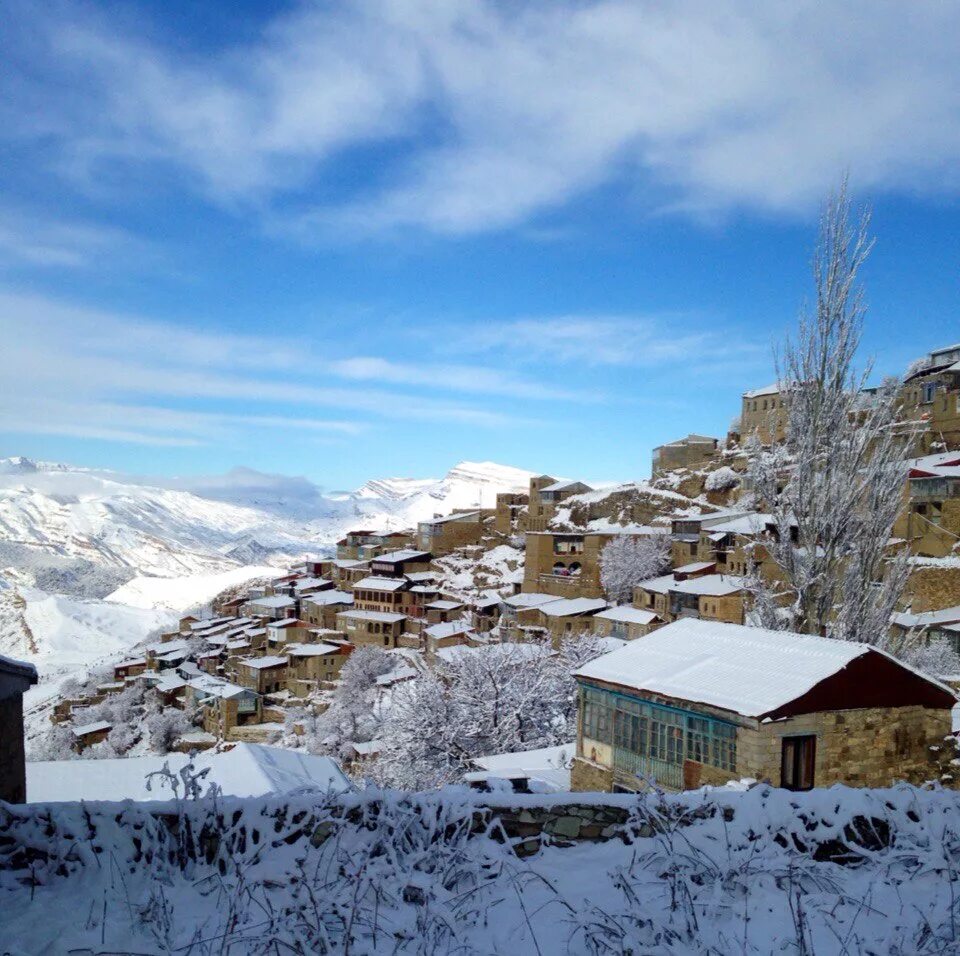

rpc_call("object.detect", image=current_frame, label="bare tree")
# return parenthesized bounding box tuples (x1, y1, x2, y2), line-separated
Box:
(748, 180, 915, 644)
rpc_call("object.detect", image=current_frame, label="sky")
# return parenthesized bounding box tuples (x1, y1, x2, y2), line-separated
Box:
(0, 0, 958, 491)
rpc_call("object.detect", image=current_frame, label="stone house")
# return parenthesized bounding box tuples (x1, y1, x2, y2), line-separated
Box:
(401, 584, 441, 620)
(899, 344, 960, 436)
(524, 530, 659, 600)
(301, 590, 354, 629)
(417, 511, 491, 555)
(235, 656, 289, 695)
(242, 594, 297, 621)
(425, 600, 465, 624)
(334, 560, 374, 591)
(0, 654, 37, 802)
(592, 606, 663, 641)
(495, 491, 529, 534)
(336, 530, 415, 561)
(651, 434, 719, 478)
(498, 592, 564, 640)
(891, 605, 960, 656)
(894, 453, 960, 558)
(424, 620, 480, 658)
(669, 509, 755, 566)
(113, 658, 148, 680)
(740, 384, 789, 445)
(572, 618, 956, 793)
(352, 575, 411, 613)
(71, 720, 112, 753)
(336, 609, 407, 648)
(265, 618, 312, 647)
(286, 641, 353, 697)
(369, 549, 433, 578)
(633, 571, 748, 625)
(186, 676, 261, 737)
(528, 597, 609, 644)
(526, 477, 593, 532)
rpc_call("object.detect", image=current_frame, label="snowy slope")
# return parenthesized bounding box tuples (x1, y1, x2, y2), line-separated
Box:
(106, 566, 278, 612)
(0, 458, 534, 585)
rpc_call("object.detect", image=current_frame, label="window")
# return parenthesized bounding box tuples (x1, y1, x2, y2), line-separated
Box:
(922, 381, 938, 403)
(781, 735, 816, 791)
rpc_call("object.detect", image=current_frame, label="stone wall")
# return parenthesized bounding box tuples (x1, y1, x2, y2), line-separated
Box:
(906, 564, 960, 612)
(570, 756, 614, 792)
(738, 705, 951, 788)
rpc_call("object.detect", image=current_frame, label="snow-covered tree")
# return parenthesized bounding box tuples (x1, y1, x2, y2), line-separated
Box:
(600, 534, 672, 603)
(748, 181, 915, 645)
(372, 634, 606, 789)
(30, 724, 76, 761)
(306, 646, 394, 757)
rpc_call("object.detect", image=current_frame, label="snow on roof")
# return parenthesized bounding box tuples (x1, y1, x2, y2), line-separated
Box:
(420, 511, 481, 527)
(541, 479, 589, 493)
(353, 576, 409, 591)
(154, 675, 186, 693)
(72, 720, 112, 737)
(504, 592, 565, 610)
(742, 383, 781, 399)
(293, 577, 329, 590)
(426, 600, 463, 610)
(375, 666, 418, 686)
(593, 606, 660, 625)
(372, 549, 431, 563)
(574, 618, 952, 718)
(0, 653, 38, 683)
(267, 618, 308, 629)
(27, 744, 352, 803)
(891, 606, 960, 629)
(245, 595, 295, 608)
(285, 642, 340, 656)
(302, 589, 354, 606)
(467, 743, 574, 792)
(436, 641, 549, 665)
(638, 573, 747, 597)
(239, 655, 288, 670)
(187, 675, 253, 700)
(338, 609, 406, 623)
(673, 561, 716, 575)
(406, 571, 438, 582)
(539, 597, 609, 618)
(425, 620, 473, 640)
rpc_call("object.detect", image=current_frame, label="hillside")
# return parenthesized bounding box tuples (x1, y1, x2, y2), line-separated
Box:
(0, 456, 537, 690)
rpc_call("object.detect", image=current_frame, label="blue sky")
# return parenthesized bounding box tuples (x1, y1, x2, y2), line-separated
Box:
(0, 0, 958, 490)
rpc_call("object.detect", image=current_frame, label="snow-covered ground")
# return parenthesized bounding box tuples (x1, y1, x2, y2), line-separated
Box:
(106, 565, 278, 611)
(4, 783, 960, 954)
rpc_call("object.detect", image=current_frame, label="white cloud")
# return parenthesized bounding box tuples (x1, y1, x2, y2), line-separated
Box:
(0, 290, 561, 447)
(5, 1, 960, 234)
(452, 315, 765, 370)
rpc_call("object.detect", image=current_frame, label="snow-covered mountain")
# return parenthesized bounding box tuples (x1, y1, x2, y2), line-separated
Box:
(0, 456, 534, 591)
(0, 454, 535, 718)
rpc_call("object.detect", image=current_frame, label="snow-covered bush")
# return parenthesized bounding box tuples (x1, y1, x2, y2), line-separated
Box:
(7, 785, 960, 953)
(704, 466, 740, 492)
(599, 534, 672, 604)
(146, 709, 192, 754)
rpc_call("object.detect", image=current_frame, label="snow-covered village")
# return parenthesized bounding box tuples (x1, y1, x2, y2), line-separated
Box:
(4, 4, 960, 954)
